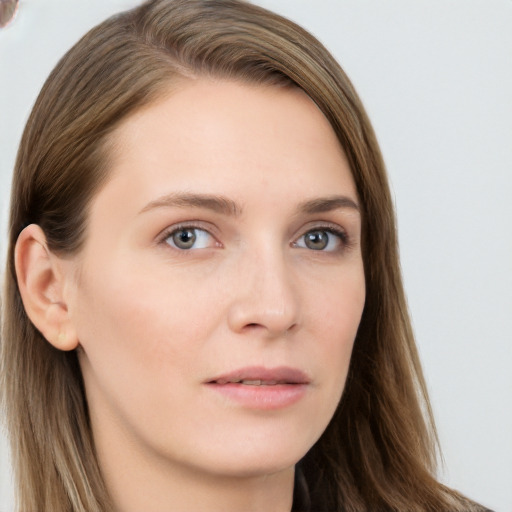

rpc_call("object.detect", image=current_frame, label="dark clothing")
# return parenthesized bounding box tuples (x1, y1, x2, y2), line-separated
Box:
(291, 468, 494, 512)
(292, 466, 310, 512)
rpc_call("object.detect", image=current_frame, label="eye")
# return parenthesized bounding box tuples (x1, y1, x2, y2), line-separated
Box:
(294, 228, 345, 252)
(164, 227, 215, 250)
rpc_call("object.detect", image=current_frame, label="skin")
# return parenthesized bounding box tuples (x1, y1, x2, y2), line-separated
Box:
(17, 80, 365, 512)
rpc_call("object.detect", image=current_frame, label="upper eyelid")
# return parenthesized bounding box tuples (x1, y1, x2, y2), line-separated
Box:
(294, 221, 348, 238)
(157, 221, 218, 241)
(158, 224, 221, 252)
(155, 220, 352, 247)
(293, 226, 347, 246)
(292, 222, 356, 253)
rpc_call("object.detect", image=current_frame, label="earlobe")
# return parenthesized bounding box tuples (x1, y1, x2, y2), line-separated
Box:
(15, 224, 79, 351)
(45, 303, 79, 351)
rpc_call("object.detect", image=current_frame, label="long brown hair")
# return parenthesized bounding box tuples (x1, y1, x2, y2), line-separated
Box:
(1, 1, 484, 510)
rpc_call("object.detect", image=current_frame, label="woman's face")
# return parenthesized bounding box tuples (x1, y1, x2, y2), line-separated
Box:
(66, 80, 365, 480)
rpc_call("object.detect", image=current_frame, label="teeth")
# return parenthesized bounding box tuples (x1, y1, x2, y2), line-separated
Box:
(214, 379, 284, 385)
(241, 379, 262, 386)
(240, 380, 280, 386)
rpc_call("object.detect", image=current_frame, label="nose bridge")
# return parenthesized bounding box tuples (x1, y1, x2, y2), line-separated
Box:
(227, 242, 300, 337)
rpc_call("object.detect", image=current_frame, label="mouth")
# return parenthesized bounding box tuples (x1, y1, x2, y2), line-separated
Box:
(207, 366, 310, 386)
(212, 379, 291, 386)
(205, 366, 310, 410)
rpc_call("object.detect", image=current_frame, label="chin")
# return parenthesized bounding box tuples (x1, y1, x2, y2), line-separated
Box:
(182, 434, 312, 479)
(205, 454, 300, 480)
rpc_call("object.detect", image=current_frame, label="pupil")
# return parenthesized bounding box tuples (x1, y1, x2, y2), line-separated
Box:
(305, 230, 328, 250)
(173, 229, 196, 249)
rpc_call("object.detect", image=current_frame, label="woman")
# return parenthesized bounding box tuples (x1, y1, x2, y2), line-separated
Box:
(0, 0, 490, 511)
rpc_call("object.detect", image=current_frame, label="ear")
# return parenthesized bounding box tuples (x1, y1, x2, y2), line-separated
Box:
(15, 224, 79, 351)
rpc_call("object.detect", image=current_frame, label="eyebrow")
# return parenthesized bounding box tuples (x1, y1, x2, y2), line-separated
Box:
(297, 196, 360, 214)
(139, 192, 359, 216)
(139, 192, 242, 217)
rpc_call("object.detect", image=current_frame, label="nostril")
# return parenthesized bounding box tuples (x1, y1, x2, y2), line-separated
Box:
(227, 289, 300, 336)
(242, 323, 264, 332)
(241, 321, 298, 336)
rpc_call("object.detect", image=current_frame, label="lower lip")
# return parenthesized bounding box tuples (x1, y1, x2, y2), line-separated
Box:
(205, 382, 308, 410)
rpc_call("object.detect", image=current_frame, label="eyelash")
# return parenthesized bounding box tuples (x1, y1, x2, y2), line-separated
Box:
(158, 222, 351, 253)
(159, 222, 219, 251)
(293, 224, 350, 253)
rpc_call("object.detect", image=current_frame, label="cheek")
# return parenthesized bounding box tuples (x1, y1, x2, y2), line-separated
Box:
(306, 258, 365, 339)
(286, 272, 364, 451)
(298, 260, 365, 396)
(72, 263, 211, 399)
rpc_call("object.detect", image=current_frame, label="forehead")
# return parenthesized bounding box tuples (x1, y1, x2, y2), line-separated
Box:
(100, 79, 357, 211)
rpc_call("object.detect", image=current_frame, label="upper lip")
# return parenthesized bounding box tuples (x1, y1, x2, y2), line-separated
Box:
(206, 366, 310, 385)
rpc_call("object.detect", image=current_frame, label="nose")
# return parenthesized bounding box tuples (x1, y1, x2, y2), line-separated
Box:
(227, 249, 300, 339)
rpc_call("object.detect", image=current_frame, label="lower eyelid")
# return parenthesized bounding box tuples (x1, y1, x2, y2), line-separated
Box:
(160, 225, 217, 250)
(157, 224, 352, 252)
(322, 231, 345, 251)
(294, 228, 348, 251)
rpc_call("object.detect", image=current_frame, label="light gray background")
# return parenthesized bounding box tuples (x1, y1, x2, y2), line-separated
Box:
(1, 1, 511, 511)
